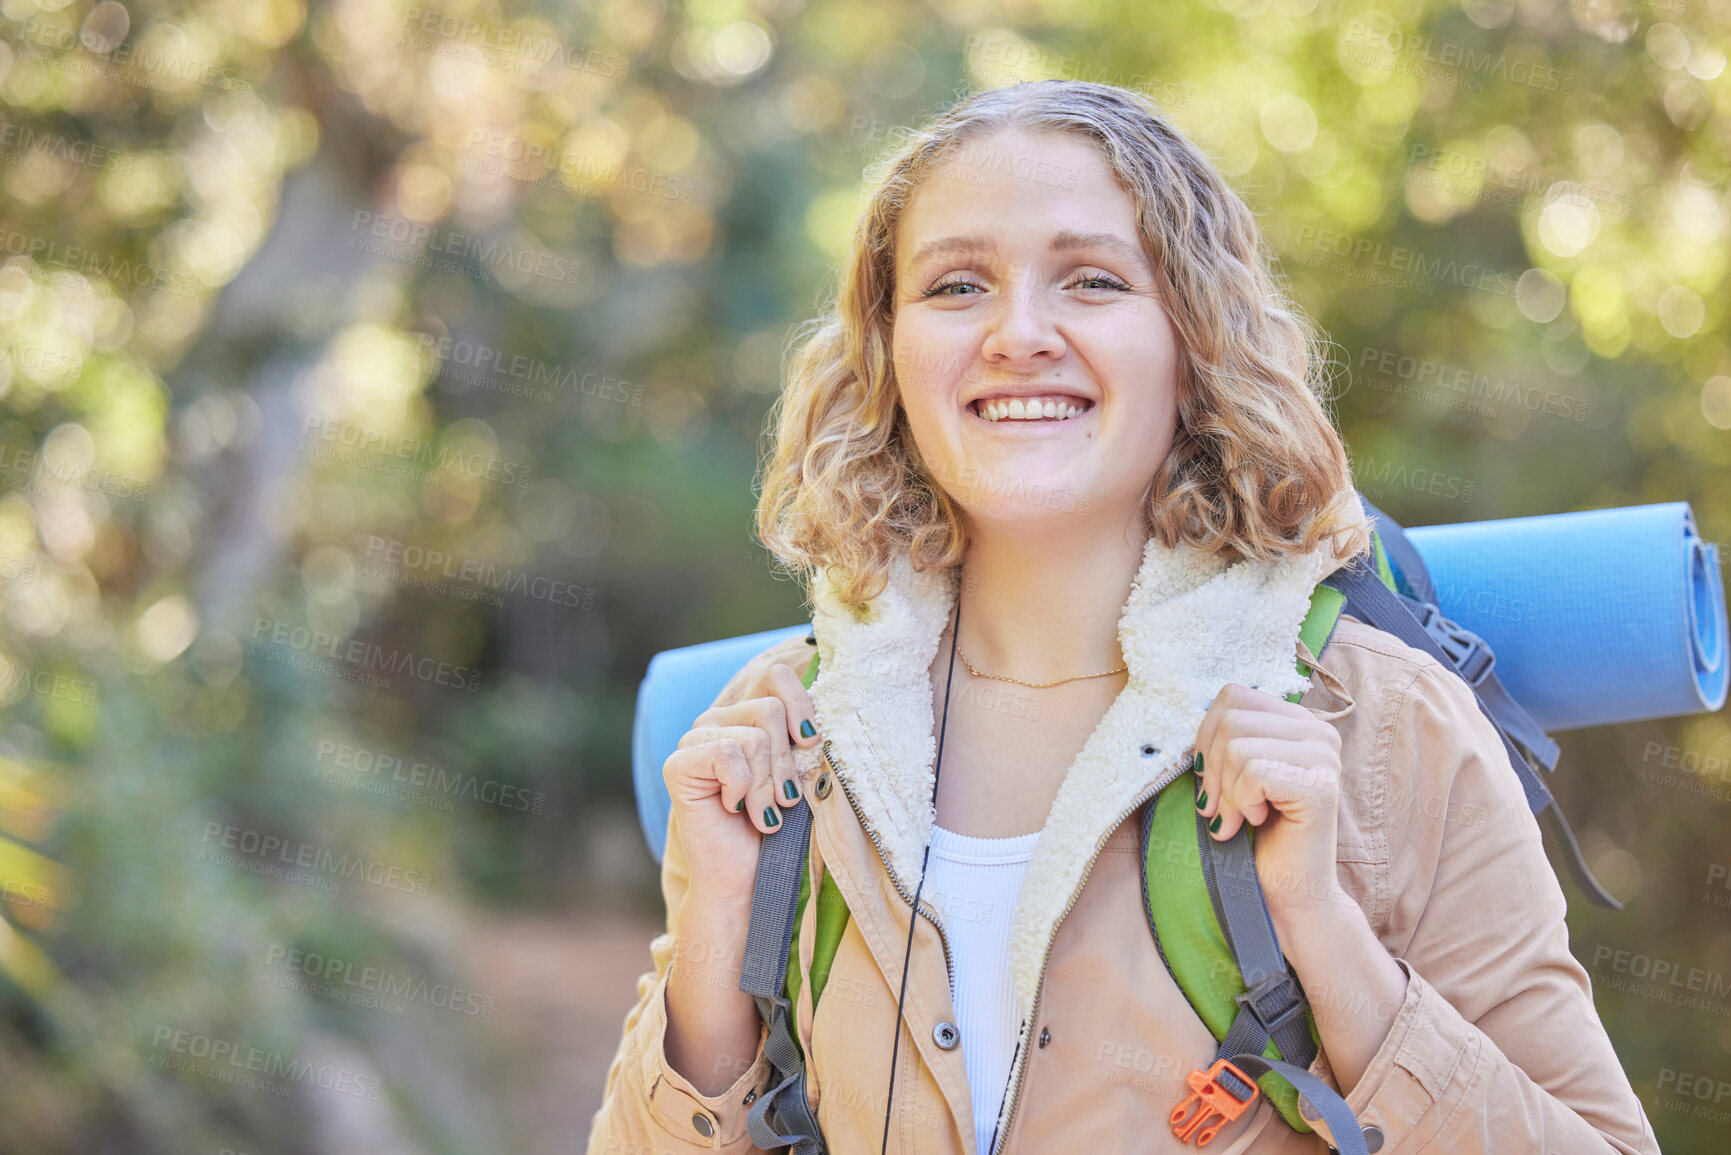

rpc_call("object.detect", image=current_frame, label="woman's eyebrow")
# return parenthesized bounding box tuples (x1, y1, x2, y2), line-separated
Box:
(905, 231, 1147, 271)
(1049, 230, 1148, 268)
(906, 234, 993, 269)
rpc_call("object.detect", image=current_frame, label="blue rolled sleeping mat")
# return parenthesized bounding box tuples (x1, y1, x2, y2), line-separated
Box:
(631, 502, 1728, 862)
(1398, 501, 1726, 733)
(633, 624, 811, 864)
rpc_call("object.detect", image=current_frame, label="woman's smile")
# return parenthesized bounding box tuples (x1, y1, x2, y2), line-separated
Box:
(966, 393, 1096, 426)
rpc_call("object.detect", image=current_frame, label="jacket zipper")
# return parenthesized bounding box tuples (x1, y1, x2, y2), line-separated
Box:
(820, 739, 955, 991)
(988, 752, 1194, 1155)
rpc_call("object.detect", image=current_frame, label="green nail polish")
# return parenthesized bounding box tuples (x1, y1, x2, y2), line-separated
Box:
(783, 778, 799, 801)
(735, 799, 744, 812)
(763, 806, 781, 829)
(1194, 752, 1204, 775)
(1195, 790, 1207, 810)
(799, 719, 816, 739)
(1208, 814, 1222, 835)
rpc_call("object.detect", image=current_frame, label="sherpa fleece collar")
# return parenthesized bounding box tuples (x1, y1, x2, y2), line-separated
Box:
(789, 500, 1369, 1063)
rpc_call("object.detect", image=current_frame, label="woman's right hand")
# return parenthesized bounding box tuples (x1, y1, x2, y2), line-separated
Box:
(663, 658, 822, 906)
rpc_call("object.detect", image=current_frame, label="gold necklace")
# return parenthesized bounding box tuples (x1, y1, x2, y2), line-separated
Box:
(953, 643, 1128, 689)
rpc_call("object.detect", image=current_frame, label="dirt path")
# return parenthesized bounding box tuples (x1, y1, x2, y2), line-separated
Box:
(465, 908, 664, 1153)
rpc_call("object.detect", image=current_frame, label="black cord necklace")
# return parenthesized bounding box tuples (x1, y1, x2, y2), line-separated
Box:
(881, 586, 963, 1155)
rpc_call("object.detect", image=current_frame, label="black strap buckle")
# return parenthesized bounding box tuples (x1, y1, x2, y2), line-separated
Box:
(1411, 601, 1496, 687)
(1233, 973, 1307, 1038)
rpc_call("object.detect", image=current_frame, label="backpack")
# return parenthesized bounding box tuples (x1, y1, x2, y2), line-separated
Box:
(651, 492, 1725, 1154)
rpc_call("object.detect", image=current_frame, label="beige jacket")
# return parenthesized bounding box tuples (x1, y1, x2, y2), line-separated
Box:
(588, 507, 1660, 1155)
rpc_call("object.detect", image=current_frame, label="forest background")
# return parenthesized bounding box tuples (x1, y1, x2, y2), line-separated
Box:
(0, 0, 1727, 1149)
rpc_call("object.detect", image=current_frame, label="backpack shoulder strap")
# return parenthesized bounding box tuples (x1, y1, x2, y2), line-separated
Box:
(1138, 537, 1396, 1151)
(739, 797, 823, 1153)
(738, 641, 858, 1152)
(736, 643, 830, 1153)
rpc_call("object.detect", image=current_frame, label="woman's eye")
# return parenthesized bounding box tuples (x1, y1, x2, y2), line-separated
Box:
(1074, 274, 1129, 291)
(924, 278, 982, 297)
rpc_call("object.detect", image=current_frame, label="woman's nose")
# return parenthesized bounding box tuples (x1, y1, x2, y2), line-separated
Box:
(979, 278, 1064, 363)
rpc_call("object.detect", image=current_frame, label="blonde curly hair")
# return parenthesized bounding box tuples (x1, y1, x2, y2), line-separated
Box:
(755, 79, 1368, 616)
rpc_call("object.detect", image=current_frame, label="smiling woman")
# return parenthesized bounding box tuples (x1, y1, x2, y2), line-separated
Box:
(586, 80, 1660, 1155)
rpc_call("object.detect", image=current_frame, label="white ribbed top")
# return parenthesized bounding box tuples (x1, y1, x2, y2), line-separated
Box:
(924, 822, 1041, 1155)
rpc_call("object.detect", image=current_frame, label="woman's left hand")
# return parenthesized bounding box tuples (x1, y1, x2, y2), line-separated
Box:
(1193, 681, 1346, 916)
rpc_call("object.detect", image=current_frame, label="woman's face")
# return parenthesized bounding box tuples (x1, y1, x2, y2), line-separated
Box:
(891, 127, 1181, 535)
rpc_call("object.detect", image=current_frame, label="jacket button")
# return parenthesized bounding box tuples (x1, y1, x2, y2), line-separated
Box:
(933, 1021, 959, 1049)
(814, 772, 832, 800)
(691, 1112, 714, 1137)
(1363, 1125, 1384, 1152)
(1038, 1027, 1050, 1048)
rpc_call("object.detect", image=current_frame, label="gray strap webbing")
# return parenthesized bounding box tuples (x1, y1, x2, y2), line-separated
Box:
(1329, 556, 1555, 813)
(747, 996, 820, 1154)
(1433, 620, 1560, 771)
(740, 799, 813, 996)
(1196, 814, 1316, 1068)
(738, 799, 825, 1152)
(1350, 494, 1561, 774)
(1213, 1054, 1370, 1155)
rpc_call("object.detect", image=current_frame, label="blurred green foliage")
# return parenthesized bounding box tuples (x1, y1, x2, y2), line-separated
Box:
(0, 0, 1726, 1148)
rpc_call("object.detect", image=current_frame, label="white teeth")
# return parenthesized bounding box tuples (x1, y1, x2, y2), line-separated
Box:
(973, 397, 1091, 422)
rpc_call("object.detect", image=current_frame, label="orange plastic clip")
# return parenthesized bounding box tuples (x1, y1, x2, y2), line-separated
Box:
(1169, 1058, 1260, 1146)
